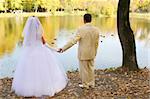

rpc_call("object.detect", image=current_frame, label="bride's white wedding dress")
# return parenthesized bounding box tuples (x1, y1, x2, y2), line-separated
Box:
(12, 17, 68, 97)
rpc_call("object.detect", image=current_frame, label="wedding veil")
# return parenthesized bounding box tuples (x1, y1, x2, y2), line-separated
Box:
(23, 16, 44, 46)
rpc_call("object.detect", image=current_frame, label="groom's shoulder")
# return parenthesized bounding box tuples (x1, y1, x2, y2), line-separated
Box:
(77, 25, 85, 32)
(78, 24, 100, 32)
(93, 26, 99, 30)
(78, 25, 85, 29)
(91, 26, 100, 32)
(78, 24, 93, 30)
(92, 26, 100, 35)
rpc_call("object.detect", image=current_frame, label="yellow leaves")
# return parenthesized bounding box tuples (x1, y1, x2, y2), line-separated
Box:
(87, 1, 115, 17)
(131, 0, 150, 12)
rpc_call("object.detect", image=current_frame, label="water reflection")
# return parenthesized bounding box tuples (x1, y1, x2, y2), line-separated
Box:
(0, 16, 149, 78)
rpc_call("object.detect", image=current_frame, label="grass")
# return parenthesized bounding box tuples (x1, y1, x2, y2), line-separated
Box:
(130, 13, 150, 20)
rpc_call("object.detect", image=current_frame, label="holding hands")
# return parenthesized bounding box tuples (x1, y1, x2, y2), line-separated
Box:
(44, 43, 63, 53)
(57, 48, 63, 53)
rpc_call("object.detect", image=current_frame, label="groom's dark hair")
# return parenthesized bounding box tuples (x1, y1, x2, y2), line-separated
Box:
(84, 14, 92, 23)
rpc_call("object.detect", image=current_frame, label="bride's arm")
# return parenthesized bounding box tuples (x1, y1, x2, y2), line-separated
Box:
(45, 43, 58, 52)
(42, 36, 46, 44)
(41, 35, 57, 51)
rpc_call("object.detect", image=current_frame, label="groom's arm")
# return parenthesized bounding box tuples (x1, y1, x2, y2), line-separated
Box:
(61, 33, 81, 52)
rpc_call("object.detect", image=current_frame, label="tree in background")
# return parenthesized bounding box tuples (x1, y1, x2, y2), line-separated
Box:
(0, 0, 150, 15)
(4, 0, 11, 12)
(48, 0, 60, 14)
(22, 0, 32, 12)
(131, 0, 150, 12)
(0, 0, 5, 12)
(11, 0, 22, 10)
(136, 0, 150, 12)
(117, 0, 139, 71)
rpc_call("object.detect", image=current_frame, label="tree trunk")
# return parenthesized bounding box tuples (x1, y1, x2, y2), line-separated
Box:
(117, 0, 139, 71)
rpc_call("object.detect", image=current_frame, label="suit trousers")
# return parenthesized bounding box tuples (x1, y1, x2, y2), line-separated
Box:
(79, 59, 95, 87)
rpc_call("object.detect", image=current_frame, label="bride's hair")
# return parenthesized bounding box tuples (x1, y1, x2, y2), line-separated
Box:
(22, 16, 44, 46)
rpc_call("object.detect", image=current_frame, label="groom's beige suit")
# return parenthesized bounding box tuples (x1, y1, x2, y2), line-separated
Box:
(62, 23, 99, 87)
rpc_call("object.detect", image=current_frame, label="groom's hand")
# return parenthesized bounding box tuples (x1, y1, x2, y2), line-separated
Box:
(57, 48, 63, 53)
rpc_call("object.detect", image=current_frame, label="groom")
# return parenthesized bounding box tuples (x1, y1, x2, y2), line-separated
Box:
(58, 14, 100, 89)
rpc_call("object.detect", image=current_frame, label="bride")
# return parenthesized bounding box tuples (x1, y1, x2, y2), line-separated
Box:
(12, 16, 68, 97)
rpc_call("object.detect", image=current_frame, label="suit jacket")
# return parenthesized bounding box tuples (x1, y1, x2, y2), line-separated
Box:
(62, 23, 100, 60)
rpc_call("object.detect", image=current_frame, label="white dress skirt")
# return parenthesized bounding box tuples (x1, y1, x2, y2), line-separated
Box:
(12, 44, 68, 97)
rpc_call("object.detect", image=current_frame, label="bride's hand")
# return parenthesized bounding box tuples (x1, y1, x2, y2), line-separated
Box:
(57, 48, 63, 53)
(42, 36, 46, 44)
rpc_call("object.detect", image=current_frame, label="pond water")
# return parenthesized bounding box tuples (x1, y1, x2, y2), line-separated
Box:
(0, 16, 150, 78)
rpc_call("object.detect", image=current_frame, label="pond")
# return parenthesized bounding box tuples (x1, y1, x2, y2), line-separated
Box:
(0, 16, 150, 78)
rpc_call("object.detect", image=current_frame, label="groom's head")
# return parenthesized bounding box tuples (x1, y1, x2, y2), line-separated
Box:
(84, 14, 92, 23)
